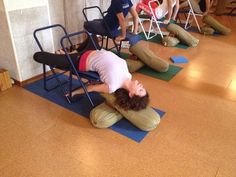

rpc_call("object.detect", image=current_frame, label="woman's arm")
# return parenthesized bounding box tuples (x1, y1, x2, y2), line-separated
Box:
(172, 0, 180, 20)
(164, 0, 175, 24)
(116, 12, 127, 41)
(203, 0, 211, 15)
(129, 6, 139, 34)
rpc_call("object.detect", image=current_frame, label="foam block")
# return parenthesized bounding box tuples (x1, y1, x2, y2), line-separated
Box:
(170, 56, 189, 63)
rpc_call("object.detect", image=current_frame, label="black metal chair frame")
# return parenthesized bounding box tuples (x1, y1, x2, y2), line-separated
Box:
(33, 24, 100, 107)
(82, 6, 128, 55)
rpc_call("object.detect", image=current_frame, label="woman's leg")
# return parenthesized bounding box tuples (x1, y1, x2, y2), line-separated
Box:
(179, 0, 189, 9)
(84, 19, 107, 36)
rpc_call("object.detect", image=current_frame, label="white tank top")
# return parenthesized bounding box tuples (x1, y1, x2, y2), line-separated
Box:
(155, 0, 176, 19)
(88, 49, 132, 93)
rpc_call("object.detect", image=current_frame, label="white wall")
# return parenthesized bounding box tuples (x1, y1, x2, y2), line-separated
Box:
(1, 0, 52, 81)
(0, 0, 20, 81)
(4, 0, 47, 11)
(0, 0, 141, 82)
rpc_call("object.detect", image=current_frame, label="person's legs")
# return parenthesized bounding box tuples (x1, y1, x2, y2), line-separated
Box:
(199, 0, 206, 12)
(179, 0, 189, 9)
(76, 34, 101, 52)
(84, 19, 107, 36)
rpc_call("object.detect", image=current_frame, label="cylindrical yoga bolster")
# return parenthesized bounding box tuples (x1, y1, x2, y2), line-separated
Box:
(200, 26, 215, 35)
(101, 93, 161, 131)
(162, 36, 180, 47)
(90, 102, 123, 128)
(129, 42, 169, 72)
(202, 15, 231, 35)
(126, 58, 145, 73)
(166, 24, 199, 47)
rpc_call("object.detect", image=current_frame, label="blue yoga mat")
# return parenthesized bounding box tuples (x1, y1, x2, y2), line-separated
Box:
(24, 75, 165, 142)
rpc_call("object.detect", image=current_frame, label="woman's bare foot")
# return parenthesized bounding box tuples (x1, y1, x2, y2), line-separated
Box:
(65, 87, 85, 97)
(55, 49, 65, 54)
(129, 54, 138, 60)
(55, 49, 78, 55)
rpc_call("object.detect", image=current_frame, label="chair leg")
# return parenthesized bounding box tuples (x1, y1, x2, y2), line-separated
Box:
(185, 11, 191, 29)
(185, 0, 202, 32)
(43, 64, 68, 92)
(105, 37, 109, 50)
(152, 17, 164, 38)
(48, 67, 71, 103)
(139, 17, 149, 40)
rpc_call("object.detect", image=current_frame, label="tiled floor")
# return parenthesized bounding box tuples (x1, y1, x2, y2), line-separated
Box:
(0, 15, 236, 177)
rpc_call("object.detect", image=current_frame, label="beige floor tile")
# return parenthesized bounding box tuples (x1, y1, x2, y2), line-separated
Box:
(0, 137, 103, 177)
(216, 160, 236, 177)
(0, 122, 34, 170)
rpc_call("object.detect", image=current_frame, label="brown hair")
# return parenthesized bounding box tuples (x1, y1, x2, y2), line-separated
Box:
(114, 88, 149, 111)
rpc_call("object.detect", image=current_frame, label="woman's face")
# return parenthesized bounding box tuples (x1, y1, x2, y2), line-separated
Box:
(129, 80, 147, 97)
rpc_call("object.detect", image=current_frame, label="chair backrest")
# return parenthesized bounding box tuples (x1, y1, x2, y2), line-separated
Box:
(82, 6, 105, 22)
(143, 0, 159, 8)
(60, 30, 98, 72)
(187, 0, 204, 14)
(33, 24, 99, 70)
(82, 6, 114, 37)
(33, 24, 74, 52)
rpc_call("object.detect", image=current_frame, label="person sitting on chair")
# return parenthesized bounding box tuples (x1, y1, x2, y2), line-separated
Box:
(84, 0, 139, 42)
(136, 0, 180, 24)
(179, 0, 212, 16)
(179, 0, 231, 35)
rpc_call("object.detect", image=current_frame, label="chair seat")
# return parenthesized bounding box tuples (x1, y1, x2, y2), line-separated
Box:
(77, 71, 100, 81)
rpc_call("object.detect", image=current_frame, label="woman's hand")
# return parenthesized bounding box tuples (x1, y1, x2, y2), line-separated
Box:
(163, 19, 170, 24)
(115, 35, 126, 42)
(202, 11, 208, 16)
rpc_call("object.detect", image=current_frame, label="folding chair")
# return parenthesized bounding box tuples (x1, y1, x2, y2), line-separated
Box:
(33, 24, 100, 107)
(82, 6, 128, 55)
(136, 0, 165, 40)
(179, 0, 203, 32)
(229, 0, 236, 15)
